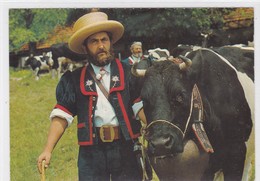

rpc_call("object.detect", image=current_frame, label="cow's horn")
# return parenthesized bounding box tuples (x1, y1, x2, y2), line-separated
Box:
(179, 55, 192, 70)
(131, 63, 146, 77)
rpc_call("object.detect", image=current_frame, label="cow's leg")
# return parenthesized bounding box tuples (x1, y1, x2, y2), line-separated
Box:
(35, 67, 40, 80)
(57, 60, 62, 79)
(51, 68, 57, 79)
(58, 66, 61, 79)
(223, 142, 246, 181)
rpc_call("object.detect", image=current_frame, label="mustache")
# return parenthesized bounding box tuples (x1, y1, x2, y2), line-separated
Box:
(97, 49, 108, 54)
(96, 49, 113, 59)
(96, 46, 110, 54)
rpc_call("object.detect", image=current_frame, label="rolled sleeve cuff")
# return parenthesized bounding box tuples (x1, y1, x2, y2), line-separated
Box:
(132, 101, 143, 119)
(50, 108, 74, 127)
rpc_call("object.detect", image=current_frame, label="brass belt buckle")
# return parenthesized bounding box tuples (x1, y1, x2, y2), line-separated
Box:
(99, 125, 115, 142)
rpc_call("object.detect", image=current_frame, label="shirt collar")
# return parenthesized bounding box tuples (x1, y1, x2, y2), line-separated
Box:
(90, 63, 111, 75)
(131, 55, 142, 62)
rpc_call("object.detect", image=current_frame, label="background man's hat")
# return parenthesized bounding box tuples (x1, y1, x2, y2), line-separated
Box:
(69, 12, 124, 54)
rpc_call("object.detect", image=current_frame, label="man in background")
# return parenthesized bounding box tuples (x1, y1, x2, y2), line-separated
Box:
(122, 41, 143, 65)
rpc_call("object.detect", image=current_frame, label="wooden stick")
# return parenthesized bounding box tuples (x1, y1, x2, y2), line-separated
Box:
(41, 160, 46, 181)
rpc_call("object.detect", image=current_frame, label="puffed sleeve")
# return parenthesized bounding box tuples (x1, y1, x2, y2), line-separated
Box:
(50, 71, 77, 126)
(55, 71, 77, 116)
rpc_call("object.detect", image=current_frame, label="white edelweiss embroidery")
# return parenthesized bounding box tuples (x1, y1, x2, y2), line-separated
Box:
(86, 80, 94, 91)
(112, 75, 119, 87)
(112, 75, 119, 82)
(86, 80, 93, 86)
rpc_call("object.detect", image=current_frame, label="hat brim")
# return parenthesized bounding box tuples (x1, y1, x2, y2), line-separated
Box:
(69, 20, 124, 54)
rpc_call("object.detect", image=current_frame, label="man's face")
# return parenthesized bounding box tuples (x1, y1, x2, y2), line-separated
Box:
(131, 45, 143, 58)
(84, 32, 113, 66)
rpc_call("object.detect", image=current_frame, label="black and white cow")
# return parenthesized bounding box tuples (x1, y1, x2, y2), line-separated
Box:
(50, 43, 87, 78)
(212, 45, 254, 81)
(25, 53, 54, 80)
(172, 44, 254, 82)
(132, 48, 254, 181)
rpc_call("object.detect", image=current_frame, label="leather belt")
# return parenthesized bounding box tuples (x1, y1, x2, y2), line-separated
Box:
(97, 125, 120, 142)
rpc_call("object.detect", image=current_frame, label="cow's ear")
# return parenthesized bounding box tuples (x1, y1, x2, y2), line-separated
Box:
(131, 59, 150, 77)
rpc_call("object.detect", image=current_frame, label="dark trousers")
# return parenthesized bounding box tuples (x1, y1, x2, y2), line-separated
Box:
(78, 140, 141, 181)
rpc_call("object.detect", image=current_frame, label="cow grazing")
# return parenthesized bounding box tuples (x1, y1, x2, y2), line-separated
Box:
(132, 48, 254, 181)
(50, 43, 87, 78)
(25, 53, 54, 80)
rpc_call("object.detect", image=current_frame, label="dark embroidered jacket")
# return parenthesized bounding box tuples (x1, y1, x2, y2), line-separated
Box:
(54, 59, 141, 145)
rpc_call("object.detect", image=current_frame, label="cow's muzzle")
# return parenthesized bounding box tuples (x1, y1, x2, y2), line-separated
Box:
(147, 134, 184, 157)
(144, 120, 184, 156)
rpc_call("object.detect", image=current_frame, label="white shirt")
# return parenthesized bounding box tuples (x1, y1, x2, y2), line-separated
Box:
(50, 63, 143, 127)
(90, 63, 119, 127)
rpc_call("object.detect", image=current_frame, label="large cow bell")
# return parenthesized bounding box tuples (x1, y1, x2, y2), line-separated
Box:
(150, 139, 209, 181)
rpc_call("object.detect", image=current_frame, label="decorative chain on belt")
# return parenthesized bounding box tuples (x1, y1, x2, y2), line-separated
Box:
(192, 84, 214, 153)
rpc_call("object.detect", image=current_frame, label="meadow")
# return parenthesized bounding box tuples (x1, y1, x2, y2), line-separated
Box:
(10, 69, 78, 181)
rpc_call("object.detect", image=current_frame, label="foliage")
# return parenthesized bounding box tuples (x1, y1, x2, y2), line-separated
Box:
(65, 8, 90, 26)
(9, 8, 234, 52)
(9, 9, 69, 52)
(104, 8, 232, 42)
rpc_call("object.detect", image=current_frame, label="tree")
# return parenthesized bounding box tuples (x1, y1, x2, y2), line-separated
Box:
(9, 8, 236, 53)
(101, 8, 233, 49)
(9, 9, 69, 52)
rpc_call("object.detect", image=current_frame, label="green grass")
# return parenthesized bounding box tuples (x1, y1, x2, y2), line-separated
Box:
(10, 69, 78, 181)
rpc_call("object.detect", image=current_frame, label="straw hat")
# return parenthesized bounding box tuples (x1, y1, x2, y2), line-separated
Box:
(69, 12, 124, 54)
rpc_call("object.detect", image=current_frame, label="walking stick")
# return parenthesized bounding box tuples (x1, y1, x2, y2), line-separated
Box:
(41, 160, 46, 181)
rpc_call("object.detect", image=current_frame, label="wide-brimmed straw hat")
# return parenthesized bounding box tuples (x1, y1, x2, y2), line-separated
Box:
(68, 12, 124, 54)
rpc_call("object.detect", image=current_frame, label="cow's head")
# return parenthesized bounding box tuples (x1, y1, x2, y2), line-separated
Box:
(133, 54, 193, 157)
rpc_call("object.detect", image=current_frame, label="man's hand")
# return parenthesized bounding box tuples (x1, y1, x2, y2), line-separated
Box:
(37, 151, 52, 174)
(137, 108, 147, 125)
(36, 117, 68, 174)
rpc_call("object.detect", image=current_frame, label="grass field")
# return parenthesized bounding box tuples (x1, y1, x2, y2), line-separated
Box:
(10, 69, 78, 181)
(10, 68, 254, 181)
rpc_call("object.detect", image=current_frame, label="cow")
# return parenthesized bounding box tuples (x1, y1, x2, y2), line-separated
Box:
(25, 53, 54, 80)
(197, 27, 254, 48)
(171, 44, 201, 57)
(212, 45, 254, 81)
(132, 48, 254, 181)
(50, 43, 87, 78)
(147, 48, 171, 61)
(172, 44, 254, 82)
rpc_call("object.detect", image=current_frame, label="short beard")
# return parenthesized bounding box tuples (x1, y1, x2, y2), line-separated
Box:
(87, 49, 115, 67)
(133, 52, 143, 58)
